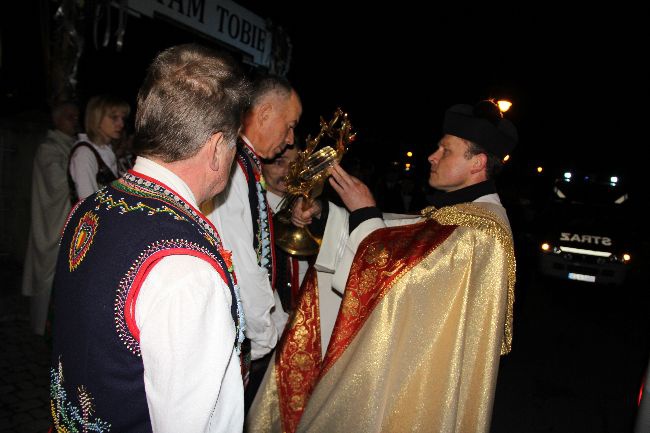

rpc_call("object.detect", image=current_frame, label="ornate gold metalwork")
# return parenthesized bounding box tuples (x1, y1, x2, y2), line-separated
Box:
(274, 108, 355, 256)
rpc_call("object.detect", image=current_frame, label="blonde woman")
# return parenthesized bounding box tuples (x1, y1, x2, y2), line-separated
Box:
(68, 94, 130, 202)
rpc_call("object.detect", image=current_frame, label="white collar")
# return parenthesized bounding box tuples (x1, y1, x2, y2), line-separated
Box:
(132, 156, 198, 208)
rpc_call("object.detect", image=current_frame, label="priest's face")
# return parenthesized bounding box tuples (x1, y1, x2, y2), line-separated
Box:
(427, 135, 478, 192)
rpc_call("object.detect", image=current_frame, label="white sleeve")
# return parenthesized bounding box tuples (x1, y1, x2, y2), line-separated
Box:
(206, 167, 288, 360)
(69, 146, 100, 200)
(136, 255, 244, 433)
(320, 207, 421, 293)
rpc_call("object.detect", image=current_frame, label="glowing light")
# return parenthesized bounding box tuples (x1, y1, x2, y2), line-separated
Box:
(497, 100, 512, 112)
(563, 172, 572, 180)
(537, 166, 543, 173)
(503, 154, 510, 162)
(560, 246, 611, 257)
(610, 176, 618, 184)
(406, 151, 413, 157)
(622, 253, 631, 263)
(615, 194, 628, 204)
(541, 243, 551, 251)
(405, 163, 411, 169)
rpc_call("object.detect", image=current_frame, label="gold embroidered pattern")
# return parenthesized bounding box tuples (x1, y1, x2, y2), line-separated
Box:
(275, 268, 323, 433)
(321, 220, 457, 376)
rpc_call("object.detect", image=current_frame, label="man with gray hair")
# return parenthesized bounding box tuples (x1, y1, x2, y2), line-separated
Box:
(22, 101, 79, 336)
(50, 44, 250, 432)
(204, 74, 302, 410)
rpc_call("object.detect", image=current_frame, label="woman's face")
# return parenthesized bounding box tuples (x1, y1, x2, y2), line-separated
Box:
(99, 107, 128, 142)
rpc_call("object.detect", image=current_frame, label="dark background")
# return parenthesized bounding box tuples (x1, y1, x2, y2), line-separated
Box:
(2, 2, 648, 183)
(1, 2, 649, 432)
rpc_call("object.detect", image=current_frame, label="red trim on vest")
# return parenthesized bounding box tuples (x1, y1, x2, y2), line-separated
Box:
(124, 248, 231, 343)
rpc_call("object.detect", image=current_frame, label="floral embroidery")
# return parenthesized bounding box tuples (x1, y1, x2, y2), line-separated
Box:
(222, 249, 234, 272)
(69, 211, 99, 271)
(50, 358, 112, 432)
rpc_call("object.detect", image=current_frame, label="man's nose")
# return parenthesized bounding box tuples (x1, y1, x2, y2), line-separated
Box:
(428, 152, 439, 164)
(286, 129, 294, 145)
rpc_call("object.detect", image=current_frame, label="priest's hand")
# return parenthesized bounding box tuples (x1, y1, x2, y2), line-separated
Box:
(328, 164, 376, 212)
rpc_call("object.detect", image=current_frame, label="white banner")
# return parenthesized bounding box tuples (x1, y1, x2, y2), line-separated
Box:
(129, 0, 272, 68)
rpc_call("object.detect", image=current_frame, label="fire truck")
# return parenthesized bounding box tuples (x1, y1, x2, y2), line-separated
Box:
(536, 169, 634, 285)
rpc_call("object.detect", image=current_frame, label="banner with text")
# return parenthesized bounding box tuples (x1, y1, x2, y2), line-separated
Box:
(129, 0, 272, 68)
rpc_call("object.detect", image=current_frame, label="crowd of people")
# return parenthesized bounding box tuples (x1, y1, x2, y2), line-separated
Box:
(22, 43, 525, 432)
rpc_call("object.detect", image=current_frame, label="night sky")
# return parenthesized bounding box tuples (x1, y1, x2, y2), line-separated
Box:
(258, 3, 648, 178)
(2, 2, 647, 184)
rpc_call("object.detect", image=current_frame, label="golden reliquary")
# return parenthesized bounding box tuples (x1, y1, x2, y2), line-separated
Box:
(273, 108, 356, 256)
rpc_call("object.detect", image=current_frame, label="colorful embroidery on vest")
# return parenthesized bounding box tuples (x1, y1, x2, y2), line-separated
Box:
(115, 173, 222, 245)
(237, 143, 275, 283)
(50, 358, 112, 432)
(68, 211, 99, 271)
(115, 239, 245, 357)
(109, 172, 246, 356)
(60, 199, 84, 247)
(95, 188, 187, 221)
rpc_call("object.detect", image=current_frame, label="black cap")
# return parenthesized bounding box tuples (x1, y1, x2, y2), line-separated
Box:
(443, 101, 518, 158)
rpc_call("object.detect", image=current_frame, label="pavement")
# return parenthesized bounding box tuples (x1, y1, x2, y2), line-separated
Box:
(0, 259, 52, 433)
(1, 247, 648, 433)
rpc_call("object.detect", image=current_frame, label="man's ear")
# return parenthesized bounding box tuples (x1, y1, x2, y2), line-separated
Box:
(256, 102, 273, 128)
(209, 132, 226, 172)
(471, 153, 487, 174)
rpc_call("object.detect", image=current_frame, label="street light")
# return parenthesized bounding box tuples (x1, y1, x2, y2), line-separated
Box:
(497, 100, 512, 113)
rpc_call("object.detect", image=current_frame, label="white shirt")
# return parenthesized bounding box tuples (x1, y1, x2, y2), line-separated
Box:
(22, 129, 76, 335)
(204, 137, 289, 360)
(132, 157, 243, 433)
(69, 134, 119, 200)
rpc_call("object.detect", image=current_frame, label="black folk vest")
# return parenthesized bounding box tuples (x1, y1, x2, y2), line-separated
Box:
(51, 171, 243, 432)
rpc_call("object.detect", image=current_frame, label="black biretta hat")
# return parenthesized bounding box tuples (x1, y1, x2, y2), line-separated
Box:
(443, 101, 518, 158)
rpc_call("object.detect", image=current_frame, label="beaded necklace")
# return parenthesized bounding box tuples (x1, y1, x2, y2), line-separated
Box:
(236, 140, 276, 288)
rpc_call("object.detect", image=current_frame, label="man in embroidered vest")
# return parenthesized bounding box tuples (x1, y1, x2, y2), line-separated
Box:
(50, 44, 250, 432)
(203, 75, 302, 412)
(247, 99, 518, 433)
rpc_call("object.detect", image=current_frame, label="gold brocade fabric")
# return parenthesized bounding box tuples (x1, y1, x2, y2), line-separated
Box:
(422, 203, 516, 354)
(275, 267, 322, 433)
(246, 351, 283, 433)
(247, 204, 516, 433)
(321, 220, 457, 376)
